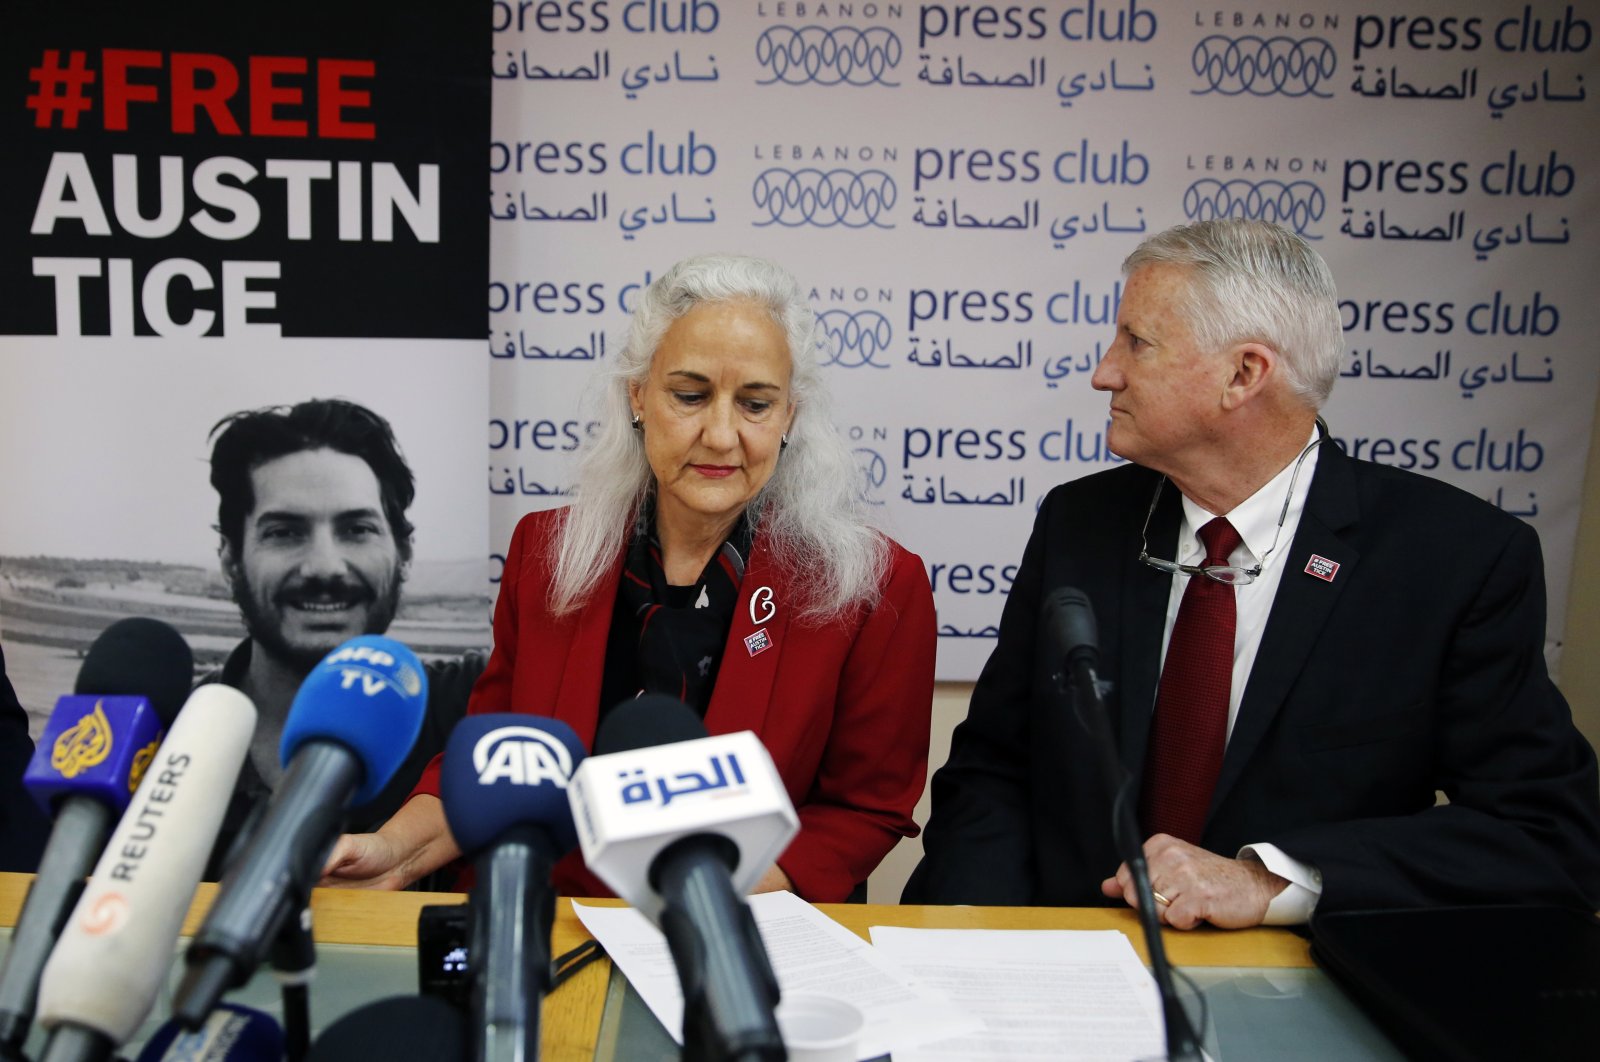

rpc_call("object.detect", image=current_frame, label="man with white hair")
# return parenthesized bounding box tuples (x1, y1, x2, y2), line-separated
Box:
(906, 219, 1600, 927)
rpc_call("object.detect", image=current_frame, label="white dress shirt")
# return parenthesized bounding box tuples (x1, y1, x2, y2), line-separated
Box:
(1159, 429, 1324, 923)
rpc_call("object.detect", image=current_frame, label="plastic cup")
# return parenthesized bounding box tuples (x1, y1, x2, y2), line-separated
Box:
(774, 992, 866, 1062)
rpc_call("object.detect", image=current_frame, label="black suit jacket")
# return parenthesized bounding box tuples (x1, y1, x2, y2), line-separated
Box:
(905, 444, 1600, 912)
(0, 640, 50, 873)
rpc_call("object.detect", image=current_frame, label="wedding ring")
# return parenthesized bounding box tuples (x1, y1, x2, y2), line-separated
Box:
(1151, 890, 1171, 906)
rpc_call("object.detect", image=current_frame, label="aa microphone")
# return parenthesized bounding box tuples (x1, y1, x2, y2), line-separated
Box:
(33, 686, 256, 1062)
(440, 714, 586, 1062)
(567, 696, 797, 1062)
(174, 635, 429, 1028)
(1043, 588, 1202, 1062)
(304, 996, 466, 1062)
(133, 1004, 284, 1062)
(0, 618, 192, 1055)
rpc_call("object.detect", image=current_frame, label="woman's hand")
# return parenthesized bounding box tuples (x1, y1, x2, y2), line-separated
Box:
(752, 864, 794, 894)
(320, 832, 411, 890)
(316, 795, 460, 891)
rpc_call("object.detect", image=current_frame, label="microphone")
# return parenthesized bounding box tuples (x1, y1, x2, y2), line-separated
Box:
(439, 714, 587, 1062)
(133, 1004, 285, 1062)
(305, 996, 466, 1062)
(33, 686, 256, 1062)
(567, 696, 798, 1062)
(1043, 587, 1203, 1062)
(173, 635, 429, 1028)
(0, 618, 192, 1055)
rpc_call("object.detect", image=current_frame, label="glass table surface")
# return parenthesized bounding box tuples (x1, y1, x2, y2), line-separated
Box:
(4, 927, 1403, 1060)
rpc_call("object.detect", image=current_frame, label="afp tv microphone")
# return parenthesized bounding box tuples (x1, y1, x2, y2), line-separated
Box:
(0, 618, 192, 1057)
(174, 635, 429, 1028)
(34, 686, 256, 1062)
(441, 714, 586, 1062)
(567, 696, 798, 1062)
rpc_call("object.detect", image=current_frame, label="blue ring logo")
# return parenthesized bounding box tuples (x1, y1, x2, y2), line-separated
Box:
(752, 168, 897, 228)
(1191, 36, 1337, 98)
(1184, 179, 1326, 236)
(756, 26, 902, 86)
(852, 446, 888, 504)
(818, 309, 892, 368)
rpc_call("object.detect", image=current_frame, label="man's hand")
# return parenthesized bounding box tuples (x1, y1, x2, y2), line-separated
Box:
(1100, 834, 1287, 929)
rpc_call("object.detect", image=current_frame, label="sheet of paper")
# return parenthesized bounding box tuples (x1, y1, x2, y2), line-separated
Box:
(573, 893, 979, 1059)
(868, 927, 1167, 1061)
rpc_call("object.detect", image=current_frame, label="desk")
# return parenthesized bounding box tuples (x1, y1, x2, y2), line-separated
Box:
(1, 873, 605, 1060)
(4, 873, 1381, 1060)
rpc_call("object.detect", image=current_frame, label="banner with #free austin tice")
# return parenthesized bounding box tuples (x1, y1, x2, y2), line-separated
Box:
(7, 1, 1596, 690)
(0, 0, 491, 725)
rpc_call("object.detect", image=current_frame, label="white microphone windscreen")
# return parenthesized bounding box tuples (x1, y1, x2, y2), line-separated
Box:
(568, 730, 798, 920)
(37, 685, 257, 1043)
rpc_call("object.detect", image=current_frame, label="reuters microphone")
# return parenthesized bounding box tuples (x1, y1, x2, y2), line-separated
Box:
(174, 635, 429, 1027)
(34, 686, 256, 1062)
(0, 618, 192, 1056)
(567, 696, 797, 1062)
(441, 714, 586, 1062)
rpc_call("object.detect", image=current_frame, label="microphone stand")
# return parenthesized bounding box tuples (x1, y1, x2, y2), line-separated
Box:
(654, 836, 784, 1062)
(469, 825, 552, 1062)
(270, 907, 316, 1062)
(0, 800, 110, 1054)
(1058, 652, 1204, 1062)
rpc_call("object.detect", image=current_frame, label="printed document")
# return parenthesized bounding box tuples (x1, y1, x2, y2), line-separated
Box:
(573, 892, 979, 1059)
(868, 926, 1166, 1060)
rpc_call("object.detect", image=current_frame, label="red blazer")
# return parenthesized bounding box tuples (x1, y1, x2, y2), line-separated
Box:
(416, 507, 937, 902)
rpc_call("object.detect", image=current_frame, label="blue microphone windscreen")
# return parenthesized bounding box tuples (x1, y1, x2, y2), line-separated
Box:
(75, 617, 193, 726)
(24, 694, 164, 814)
(136, 1003, 285, 1061)
(279, 635, 429, 805)
(594, 693, 707, 755)
(441, 714, 586, 857)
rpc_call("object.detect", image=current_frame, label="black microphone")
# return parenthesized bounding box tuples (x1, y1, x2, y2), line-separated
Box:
(570, 696, 791, 1062)
(304, 996, 466, 1062)
(1043, 587, 1203, 1062)
(173, 636, 429, 1028)
(0, 618, 192, 1056)
(439, 714, 587, 1062)
(1042, 589, 1120, 783)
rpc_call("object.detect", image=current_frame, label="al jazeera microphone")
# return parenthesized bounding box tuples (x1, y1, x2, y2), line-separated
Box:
(568, 696, 797, 1062)
(35, 686, 256, 1062)
(0, 618, 192, 1055)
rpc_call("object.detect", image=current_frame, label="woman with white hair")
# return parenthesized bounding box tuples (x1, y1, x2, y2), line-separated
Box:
(324, 254, 937, 901)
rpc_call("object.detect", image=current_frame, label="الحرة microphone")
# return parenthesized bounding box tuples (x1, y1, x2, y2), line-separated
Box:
(567, 695, 797, 1062)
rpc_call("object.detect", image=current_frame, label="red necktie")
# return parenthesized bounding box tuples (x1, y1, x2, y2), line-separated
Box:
(1141, 517, 1242, 845)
